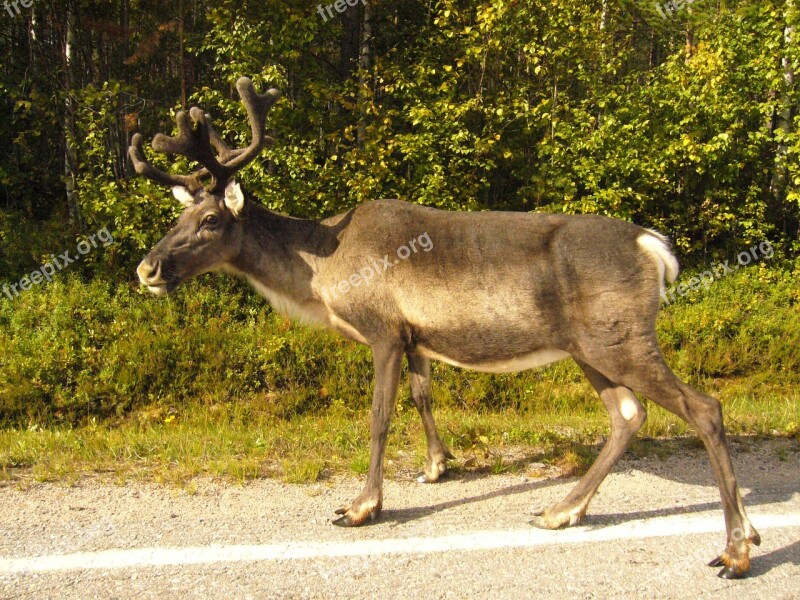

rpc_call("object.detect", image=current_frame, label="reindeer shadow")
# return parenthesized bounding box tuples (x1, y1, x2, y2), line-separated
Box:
(376, 435, 799, 577)
(378, 476, 557, 524)
(385, 435, 798, 523)
(747, 539, 800, 577)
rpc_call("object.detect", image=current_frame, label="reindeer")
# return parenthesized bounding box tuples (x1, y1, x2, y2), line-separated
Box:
(130, 77, 760, 578)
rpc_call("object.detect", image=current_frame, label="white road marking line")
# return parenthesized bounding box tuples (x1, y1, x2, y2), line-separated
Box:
(2, 512, 799, 574)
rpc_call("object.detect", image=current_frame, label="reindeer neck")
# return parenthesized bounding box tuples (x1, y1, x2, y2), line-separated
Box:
(229, 203, 334, 319)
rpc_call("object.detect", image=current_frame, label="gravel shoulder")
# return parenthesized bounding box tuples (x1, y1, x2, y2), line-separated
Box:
(1, 437, 798, 599)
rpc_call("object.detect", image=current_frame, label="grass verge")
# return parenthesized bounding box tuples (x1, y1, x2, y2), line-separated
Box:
(1, 380, 797, 487)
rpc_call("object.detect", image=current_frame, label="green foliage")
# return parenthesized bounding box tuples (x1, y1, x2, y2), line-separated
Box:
(539, 2, 795, 253)
(658, 257, 800, 381)
(72, 81, 181, 267)
(0, 210, 76, 280)
(1, 261, 797, 427)
(0, 275, 370, 425)
(4, 0, 796, 266)
(0, 80, 64, 220)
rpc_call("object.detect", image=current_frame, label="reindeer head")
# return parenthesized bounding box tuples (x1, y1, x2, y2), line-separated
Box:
(130, 77, 281, 296)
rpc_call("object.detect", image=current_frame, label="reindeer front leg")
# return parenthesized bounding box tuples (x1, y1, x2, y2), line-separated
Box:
(333, 343, 403, 527)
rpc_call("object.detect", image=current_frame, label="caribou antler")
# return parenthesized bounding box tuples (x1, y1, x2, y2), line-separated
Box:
(128, 77, 281, 194)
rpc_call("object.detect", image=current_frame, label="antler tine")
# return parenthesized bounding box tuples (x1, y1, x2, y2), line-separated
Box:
(207, 121, 238, 161)
(208, 77, 281, 192)
(128, 133, 202, 192)
(150, 108, 231, 192)
(128, 77, 280, 195)
(207, 118, 274, 169)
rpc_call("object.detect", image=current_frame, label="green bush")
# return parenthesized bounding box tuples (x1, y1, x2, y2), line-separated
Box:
(658, 257, 800, 382)
(0, 275, 373, 425)
(1, 259, 797, 426)
(0, 210, 78, 282)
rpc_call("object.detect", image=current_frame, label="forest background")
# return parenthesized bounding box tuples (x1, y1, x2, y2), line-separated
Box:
(0, 0, 797, 482)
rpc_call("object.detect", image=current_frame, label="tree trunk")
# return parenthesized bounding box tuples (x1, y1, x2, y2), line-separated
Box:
(63, 5, 81, 227)
(356, 0, 373, 147)
(340, 1, 360, 80)
(179, 0, 186, 107)
(685, 14, 695, 61)
(600, 0, 607, 31)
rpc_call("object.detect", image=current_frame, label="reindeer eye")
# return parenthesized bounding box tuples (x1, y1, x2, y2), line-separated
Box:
(203, 214, 219, 227)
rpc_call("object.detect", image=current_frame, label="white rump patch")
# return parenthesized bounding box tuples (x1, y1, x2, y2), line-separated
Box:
(172, 186, 195, 207)
(417, 346, 569, 373)
(637, 231, 679, 294)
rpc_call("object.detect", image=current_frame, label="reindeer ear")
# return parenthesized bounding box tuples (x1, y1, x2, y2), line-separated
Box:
(172, 186, 195, 207)
(224, 180, 245, 217)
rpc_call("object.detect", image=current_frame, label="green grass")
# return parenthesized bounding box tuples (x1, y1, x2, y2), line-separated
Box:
(0, 385, 796, 486)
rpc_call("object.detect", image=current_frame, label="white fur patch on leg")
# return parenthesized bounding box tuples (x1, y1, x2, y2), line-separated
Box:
(620, 395, 641, 421)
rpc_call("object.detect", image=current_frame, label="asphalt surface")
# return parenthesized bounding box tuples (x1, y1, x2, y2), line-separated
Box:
(1, 437, 798, 599)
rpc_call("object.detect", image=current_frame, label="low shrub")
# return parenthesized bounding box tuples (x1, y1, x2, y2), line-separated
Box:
(0, 258, 797, 426)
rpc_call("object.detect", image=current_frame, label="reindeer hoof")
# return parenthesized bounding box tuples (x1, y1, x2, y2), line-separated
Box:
(708, 551, 751, 579)
(417, 458, 449, 483)
(717, 565, 747, 579)
(529, 516, 548, 529)
(332, 503, 380, 527)
(417, 472, 450, 484)
(529, 513, 565, 530)
(332, 513, 358, 527)
(530, 506, 583, 530)
(707, 556, 724, 568)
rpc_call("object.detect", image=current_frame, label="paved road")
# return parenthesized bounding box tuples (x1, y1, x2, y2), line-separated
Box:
(1, 438, 798, 599)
